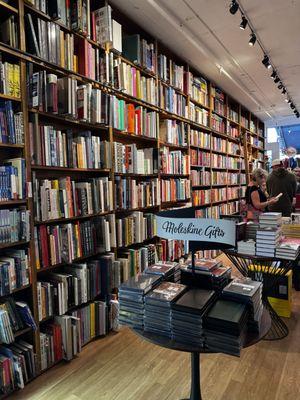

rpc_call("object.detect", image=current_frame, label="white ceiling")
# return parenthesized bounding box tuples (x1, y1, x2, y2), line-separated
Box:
(110, 0, 300, 126)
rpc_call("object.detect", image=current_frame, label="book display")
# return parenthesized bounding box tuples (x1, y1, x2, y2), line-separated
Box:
(0, 0, 266, 396)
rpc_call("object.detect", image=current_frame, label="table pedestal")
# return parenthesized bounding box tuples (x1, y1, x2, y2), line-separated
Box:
(182, 353, 202, 400)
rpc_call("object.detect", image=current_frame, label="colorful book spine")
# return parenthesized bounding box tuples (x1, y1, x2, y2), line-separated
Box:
(160, 147, 190, 175)
(0, 209, 30, 244)
(161, 178, 190, 202)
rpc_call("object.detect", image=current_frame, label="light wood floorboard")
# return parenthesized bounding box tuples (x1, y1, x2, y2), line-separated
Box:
(8, 288, 300, 400)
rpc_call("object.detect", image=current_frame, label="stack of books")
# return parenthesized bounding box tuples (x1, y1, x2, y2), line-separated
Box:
(255, 212, 283, 257)
(144, 261, 181, 283)
(222, 278, 263, 332)
(203, 299, 249, 356)
(144, 282, 187, 337)
(275, 238, 300, 260)
(119, 274, 161, 329)
(171, 288, 216, 346)
(237, 239, 256, 255)
(182, 258, 231, 291)
(245, 222, 259, 240)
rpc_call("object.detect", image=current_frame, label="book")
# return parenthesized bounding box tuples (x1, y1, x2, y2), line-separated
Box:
(0, 56, 20, 98)
(0, 209, 30, 244)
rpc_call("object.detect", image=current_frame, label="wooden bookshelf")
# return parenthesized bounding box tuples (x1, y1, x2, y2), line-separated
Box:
(0, 0, 266, 395)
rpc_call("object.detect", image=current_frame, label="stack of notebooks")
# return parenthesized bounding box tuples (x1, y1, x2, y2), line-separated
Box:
(144, 261, 181, 283)
(182, 258, 231, 291)
(237, 239, 256, 255)
(245, 222, 259, 240)
(222, 278, 263, 332)
(171, 288, 216, 346)
(144, 282, 187, 338)
(203, 299, 249, 356)
(275, 238, 300, 260)
(118, 274, 161, 329)
(256, 213, 282, 257)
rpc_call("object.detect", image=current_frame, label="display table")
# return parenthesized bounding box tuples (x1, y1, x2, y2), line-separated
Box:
(223, 250, 299, 340)
(133, 308, 271, 400)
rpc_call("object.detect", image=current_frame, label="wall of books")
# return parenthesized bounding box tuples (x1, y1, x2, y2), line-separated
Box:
(0, 0, 265, 396)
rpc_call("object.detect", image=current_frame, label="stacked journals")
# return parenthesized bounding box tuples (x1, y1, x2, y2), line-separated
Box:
(0, 340, 36, 392)
(160, 147, 190, 175)
(111, 97, 158, 138)
(144, 261, 181, 283)
(0, 209, 30, 245)
(256, 213, 282, 257)
(114, 142, 158, 174)
(161, 178, 190, 203)
(159, 120, 188, 147)
(144, 282, 187, 338)
(116, 212, 156, 247)
(0, 250, 30, 295)
(275, 238, 300, 260)
(33, 176, 113, 221)
(0, 101, 24, 145)
(119, 274, 161, 329)
(114, 177, 160, 209)
(0, 56, 20, 98)
(171, 288, 216, 345)
(30, 124, 111, 169)
(237, 240, 256, 255)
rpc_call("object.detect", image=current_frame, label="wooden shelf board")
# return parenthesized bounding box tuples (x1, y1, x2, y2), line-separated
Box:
(0, 241, 29, 250)
(0, 200, 27, 207)
(0, 0, 18, 13)
(0, 143, 24, 149)
(31, 165, 110, 173)
(34, 211, 112, 225)
(0, 93, 21, 102)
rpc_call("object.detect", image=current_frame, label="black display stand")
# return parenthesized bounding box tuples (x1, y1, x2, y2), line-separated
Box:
(133, 308, 271, 400)
(223, 250, 300, 340)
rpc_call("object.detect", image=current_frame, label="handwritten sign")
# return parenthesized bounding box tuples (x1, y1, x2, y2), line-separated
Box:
(156, 216, 236, 247)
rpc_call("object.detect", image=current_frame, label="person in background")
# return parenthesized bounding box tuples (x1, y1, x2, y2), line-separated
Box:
(267, 159, 297, 217)
(245, 168, 278, 221)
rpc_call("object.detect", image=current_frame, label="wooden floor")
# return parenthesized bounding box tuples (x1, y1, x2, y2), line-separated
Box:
(9, 289, 300, 400)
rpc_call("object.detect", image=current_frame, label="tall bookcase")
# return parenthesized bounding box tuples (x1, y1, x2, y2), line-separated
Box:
(0, 0, 265, 396)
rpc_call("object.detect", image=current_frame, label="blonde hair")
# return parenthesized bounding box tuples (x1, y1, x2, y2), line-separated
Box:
(251, 168, 268, 183)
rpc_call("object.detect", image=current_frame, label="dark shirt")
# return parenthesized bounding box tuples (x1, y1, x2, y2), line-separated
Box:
(245, 185, 267, 208)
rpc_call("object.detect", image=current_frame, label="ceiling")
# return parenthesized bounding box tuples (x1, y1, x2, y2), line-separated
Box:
(280, 124, 300, 152)
(110, 0, 300, 127)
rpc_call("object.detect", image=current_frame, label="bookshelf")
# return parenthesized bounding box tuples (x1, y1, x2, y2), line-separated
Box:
(0, 0, 265, 396)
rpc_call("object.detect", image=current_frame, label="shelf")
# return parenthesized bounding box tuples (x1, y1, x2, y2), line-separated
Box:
(227, 168, 241, 171)
(0, 200, 27, 207)
(211, 149, 227, 156)
(230, 153, 242, 158)
(113, 129, 157, 143)
(192, 184, 211, 188)
(29, 109, 109, 130)
(115, 173, 158, 178)
(0, 284, 31, 299)
(160, 173, 190, 178)
(212, 110, 226, 119)
(0, 241, 29, 250)
(227, 118, 240, 126)
(160, 142, 189, 150)
(188, 120, 211, 131)
(0, 0, 18, 13)
(159, 109, 189, 124)
(36, 251, 110, 273)
(161, 199, 191, 207)
(0, 143, 24, 149)
(114, 236, 158, 250)
(159, 79, 188, 97)
(115, 205, 159, 213)
(191, 165, 210, 169)
(34, 211, 112, 226)
(0, 93, 21, 102)
(14, 327, 32, 338)
(114, 89, 159, 113)
(189, 98, 210, 111)
(113, 50, 156, 79)
(189, 145, 210, 151)
(31, 165, 110, 173)
(210, 166, 227, 170)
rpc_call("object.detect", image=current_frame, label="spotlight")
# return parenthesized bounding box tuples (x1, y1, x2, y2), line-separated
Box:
(285, 98, 289, 102)
(296, 113, 300, 118)
(271, 70, 276, 79)
(229, 1, 239, 15)
(240, 16, 248, 30)
(288, 99, 291, 104)
(278, 83, 283, 90)
(274, 76, 280, 83)
(262, 55, 271, 69)
(291, 103, 295, 109)
(248, 33, 256, 46)
(282, 88, 286, 95)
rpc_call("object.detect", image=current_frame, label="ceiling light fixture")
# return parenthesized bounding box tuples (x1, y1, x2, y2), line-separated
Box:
(291, 103, 295, 109)
(229, 0, 239, 15)
(240, 16, 248, 30)
(270, 70, 276, 79)
(278, 83, 283, 90)
(282, 88, 286, 95)
(262, 55, 272, 69)
(274, 76, 280, 83)
(284, 98, 289, 103)
(248, 33, 256, 46)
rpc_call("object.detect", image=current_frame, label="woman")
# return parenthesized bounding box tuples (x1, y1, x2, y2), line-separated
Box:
(245, 168, 278, 221)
